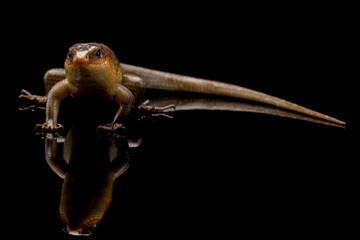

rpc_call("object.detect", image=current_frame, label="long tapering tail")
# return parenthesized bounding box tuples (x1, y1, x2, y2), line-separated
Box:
(121, 63, 345, 125)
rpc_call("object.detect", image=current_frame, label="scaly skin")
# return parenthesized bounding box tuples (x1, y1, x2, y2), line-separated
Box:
(27, 42, 343, 136)
(120, 63, 345, 125)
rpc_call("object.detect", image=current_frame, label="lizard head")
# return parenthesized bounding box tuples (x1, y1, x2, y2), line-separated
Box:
(64, 43, 122, 98)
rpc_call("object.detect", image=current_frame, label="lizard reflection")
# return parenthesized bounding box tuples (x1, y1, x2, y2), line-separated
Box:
(44, 111, 130, 236)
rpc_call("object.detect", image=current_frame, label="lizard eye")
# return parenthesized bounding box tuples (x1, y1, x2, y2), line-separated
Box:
(67, 51, 72, 59)
(94, 49, 102, 58)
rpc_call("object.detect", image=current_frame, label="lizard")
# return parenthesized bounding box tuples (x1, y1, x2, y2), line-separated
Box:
(19, 42, 345, 136)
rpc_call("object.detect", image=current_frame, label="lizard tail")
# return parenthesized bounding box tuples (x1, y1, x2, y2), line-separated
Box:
(121, 63, 345, 126)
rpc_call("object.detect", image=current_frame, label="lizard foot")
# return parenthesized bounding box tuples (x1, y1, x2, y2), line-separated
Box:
(97, 123, 126, 137)
(18, 89, 47, 111)
(35, 121, 64, 137)
(139, 100, 175, 113)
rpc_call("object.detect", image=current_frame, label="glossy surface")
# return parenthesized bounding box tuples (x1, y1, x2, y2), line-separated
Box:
(12, 103, 354, 239)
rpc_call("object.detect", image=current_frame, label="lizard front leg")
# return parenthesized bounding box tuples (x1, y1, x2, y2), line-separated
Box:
(36, 79, 70, 136)
(97, 84, 135, 135)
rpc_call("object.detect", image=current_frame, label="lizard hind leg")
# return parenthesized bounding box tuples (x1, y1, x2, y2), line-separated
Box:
(18, 89, 47, 111)
(137, 100, 175, 122)
(138, 100, 175, 113)
(44, 68, 66, 94)
(122, 74, 175, 114)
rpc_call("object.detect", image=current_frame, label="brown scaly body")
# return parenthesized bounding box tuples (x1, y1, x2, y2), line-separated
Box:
(28, 42, 343, 134)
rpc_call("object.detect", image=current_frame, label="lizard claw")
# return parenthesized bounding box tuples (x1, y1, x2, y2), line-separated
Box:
(97, 123, 126, 137)
(139, 100, 175, 113)
(18, 89, 46, 111)
(35, 121, 64, 137)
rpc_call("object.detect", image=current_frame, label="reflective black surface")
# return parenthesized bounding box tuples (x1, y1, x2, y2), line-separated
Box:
(9, 99, 355, 239)
(5, 4, 356, 239)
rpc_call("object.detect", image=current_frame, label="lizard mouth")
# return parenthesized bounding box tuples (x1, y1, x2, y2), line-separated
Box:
(69, 67, 92, 85)
(71, 80, 81, 85)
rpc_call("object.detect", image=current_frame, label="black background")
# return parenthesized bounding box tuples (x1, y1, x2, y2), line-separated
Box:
(3, 3, 357, 239)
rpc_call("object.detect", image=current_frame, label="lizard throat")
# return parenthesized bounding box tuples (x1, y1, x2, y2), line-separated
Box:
(66, 66, 117, 98)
